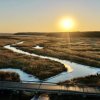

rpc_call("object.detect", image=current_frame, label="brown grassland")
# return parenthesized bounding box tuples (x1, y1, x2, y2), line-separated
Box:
(0, 71, 20, 82)
(13, 34, 100, 68)
(0, 33, 100, 80)
(0, 35, 66, 80)
(59, 74, 100, 86)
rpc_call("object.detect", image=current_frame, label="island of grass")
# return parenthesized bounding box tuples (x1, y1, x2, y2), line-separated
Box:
(59, 74, 100, 86)
(0, 48, 67, 80)
(0, 71, 20, 82)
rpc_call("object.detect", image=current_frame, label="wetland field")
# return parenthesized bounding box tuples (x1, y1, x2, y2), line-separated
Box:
(0, 32, 100, 82)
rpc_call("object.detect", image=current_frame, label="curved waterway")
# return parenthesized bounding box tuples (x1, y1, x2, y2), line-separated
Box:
(0, 68, 39, 82)
(2, 42, 100, 83)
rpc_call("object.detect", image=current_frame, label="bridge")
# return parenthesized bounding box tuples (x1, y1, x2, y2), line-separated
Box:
(0, 81, 100, 96)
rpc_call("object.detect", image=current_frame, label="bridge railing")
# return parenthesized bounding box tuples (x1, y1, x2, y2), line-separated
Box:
(0, 81, 100, 95)
(0, 80, 100, 88)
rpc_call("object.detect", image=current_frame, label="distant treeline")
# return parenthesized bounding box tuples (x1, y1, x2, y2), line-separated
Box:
(14, 31, 100, 37)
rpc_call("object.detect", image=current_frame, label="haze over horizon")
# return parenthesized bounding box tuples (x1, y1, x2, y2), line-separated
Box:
(0, 0, 100, 33)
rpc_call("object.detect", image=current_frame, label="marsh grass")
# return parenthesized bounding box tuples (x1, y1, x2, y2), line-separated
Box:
(0, 36, 66, 80)
(59, 74, 100, 86)
(0, 34, 100, 80)
(0, 71, 20, 82)
(14, 35, 100, 67)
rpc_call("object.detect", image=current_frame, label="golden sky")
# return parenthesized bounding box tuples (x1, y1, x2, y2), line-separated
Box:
(0, 0, 100, 33)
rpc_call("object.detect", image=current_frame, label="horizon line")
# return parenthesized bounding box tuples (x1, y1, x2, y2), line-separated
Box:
(1, 31, 100, 34)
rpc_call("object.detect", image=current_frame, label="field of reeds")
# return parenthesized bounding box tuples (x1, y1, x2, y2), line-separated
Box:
(59, 74, 100, 86)
(0, 35, 66, 80)
(0, 33, 100, 80)
(0, 71, 20, 82)
(13, 33, 100, 68)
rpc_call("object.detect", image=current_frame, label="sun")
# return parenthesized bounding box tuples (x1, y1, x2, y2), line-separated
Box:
(59, 17, 75, 31)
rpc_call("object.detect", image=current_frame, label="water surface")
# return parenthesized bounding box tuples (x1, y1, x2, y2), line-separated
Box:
(3, 42, 100, 83)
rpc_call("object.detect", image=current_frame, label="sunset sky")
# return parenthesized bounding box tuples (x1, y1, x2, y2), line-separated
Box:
(0, 0, 100, 33)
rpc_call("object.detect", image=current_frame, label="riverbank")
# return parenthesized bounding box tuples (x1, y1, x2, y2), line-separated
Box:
(0, 48, 66, 80)
(59, 74, 100, 86)
(0, 71, 20, 82)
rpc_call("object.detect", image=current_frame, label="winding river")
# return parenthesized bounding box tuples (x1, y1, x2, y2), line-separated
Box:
(1, 41, 100, 83)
